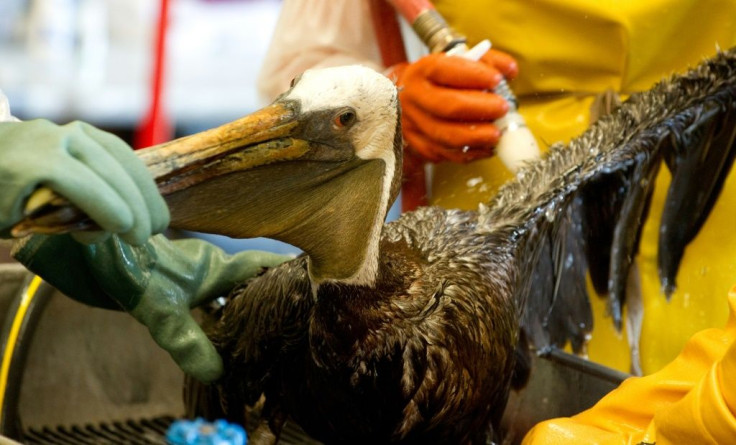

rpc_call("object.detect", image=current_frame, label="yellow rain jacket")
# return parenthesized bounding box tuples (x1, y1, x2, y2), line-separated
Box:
(523, 287, 736, 444)
(431, 0, 736, 375)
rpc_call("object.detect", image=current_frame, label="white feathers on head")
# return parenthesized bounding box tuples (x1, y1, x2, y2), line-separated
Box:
(285, 65, 399, 160)
(286, 65, 400, 286)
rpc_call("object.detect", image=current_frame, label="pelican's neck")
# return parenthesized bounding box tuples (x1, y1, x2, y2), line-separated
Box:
(308, 209, 384, 288)
(315, 102, 401, 289)
(306, 154, 395, 289)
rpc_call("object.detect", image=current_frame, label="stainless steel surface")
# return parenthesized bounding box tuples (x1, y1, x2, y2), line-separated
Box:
(0, 257, 627, 443)
(0, 271, 184, 437)
(500, 348, 629, 444)
(0, 435, 22, 445)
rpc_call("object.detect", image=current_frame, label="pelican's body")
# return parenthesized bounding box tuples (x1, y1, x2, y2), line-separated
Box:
(187, 50, 736, 444)
(209, 207, 521, 443)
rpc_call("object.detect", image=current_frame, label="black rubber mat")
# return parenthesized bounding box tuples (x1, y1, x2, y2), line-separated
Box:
(19, 416, 323, 445)
(21, 416, 173, 445)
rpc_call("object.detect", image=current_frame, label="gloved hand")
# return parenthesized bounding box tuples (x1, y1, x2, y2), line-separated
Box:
(0, 119, 169, 245)
(719, 336, 736, 420)
(388, 49, 519, 163)
(13, 233, 291, 383)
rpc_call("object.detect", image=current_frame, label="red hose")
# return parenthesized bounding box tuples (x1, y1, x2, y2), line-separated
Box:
(386, 0, 435, 23)
(369, 0, 428, 212)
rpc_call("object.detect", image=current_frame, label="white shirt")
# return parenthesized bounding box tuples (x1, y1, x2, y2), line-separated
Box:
(0, 90, 19, 122)
(256, 0, 383, 103)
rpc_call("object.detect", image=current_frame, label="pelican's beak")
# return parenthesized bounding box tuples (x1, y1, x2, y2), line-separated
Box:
(11, 101, 311, 236)
(13, 63, 402, 286)
(12, 99, 386, 263)
(141, 102, 310, 197)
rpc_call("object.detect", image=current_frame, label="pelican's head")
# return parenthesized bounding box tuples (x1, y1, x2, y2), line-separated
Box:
(155, 65, 402, 286)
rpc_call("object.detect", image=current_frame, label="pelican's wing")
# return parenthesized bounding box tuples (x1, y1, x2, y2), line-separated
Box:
(184, 257, 314, 424)
(486, 49, 736, 353)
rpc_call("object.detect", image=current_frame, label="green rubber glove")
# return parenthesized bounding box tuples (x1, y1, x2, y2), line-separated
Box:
(13, 233, 291, 382)
(0, 119, 169, 244)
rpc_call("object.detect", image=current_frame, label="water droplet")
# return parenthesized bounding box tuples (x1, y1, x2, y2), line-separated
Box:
(466, 176, 483, 187)
(545, 206, 555, 222)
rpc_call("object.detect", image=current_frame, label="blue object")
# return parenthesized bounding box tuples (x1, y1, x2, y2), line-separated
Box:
(166, 418, 247, 445)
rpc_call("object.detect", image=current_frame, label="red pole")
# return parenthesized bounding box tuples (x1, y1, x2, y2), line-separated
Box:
(135, 0, 173, 149)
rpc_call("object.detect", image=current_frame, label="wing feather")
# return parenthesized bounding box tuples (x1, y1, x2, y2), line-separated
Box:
(495, 49, 736, 350)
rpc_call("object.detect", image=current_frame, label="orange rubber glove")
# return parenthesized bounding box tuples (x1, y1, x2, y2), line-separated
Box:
(388, 49, 518, 163)
(522, 286, 736, 445)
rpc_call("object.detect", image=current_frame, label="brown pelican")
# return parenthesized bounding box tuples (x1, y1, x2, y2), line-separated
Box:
(185, 51, 736, 444)
(15, 52, 736, 444)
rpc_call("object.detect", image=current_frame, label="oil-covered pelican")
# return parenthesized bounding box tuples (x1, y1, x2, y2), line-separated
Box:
(185, 51, 736, 444)
(16, 51, 736, 444)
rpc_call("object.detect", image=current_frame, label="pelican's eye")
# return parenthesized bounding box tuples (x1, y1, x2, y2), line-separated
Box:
(334, 109, 357, 129)
(290, 74, 302, 88)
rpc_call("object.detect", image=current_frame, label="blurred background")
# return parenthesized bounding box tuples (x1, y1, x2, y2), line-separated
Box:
(1, 0, 279, 128)
(2, 0, 300, 254)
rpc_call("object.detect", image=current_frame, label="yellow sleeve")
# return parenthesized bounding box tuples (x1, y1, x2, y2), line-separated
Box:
(523, 287, 736, 444)
(654, 335, 736, 443)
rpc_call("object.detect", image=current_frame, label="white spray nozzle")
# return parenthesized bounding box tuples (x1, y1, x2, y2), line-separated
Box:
(447, 39, 491, 61)
(448, 40, 540, 173)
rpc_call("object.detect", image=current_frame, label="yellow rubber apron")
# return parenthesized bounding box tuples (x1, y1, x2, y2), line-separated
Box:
(431, 0, 736, 373)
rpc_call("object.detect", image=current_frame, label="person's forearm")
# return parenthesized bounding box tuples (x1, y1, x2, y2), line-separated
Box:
(153, 237, 290, 308)
(257, 0, 383, 102)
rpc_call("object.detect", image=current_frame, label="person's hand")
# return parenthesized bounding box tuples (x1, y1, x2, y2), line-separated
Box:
(0, 119, 169, 244)
(388, 49, 519, 163)
(13, 233, 292, 383)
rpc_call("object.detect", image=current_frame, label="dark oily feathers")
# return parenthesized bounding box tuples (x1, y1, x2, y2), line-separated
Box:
(486, 48, 736, 339)
(606, 151, 659, 330)
(219, 258, 313, 414)
(579, 171, 626, 297)
(518, 196, 592, 353)
(184, 258, 314, 430)
(190, 208, 519, 444)
(658, 98, 736, 297)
